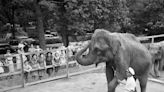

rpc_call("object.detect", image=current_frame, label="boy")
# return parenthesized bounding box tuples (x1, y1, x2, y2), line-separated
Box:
(117, 67, 137, 92)
(24, 60, 32, 82)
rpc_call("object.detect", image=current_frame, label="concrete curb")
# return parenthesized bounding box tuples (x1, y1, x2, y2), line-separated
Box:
(148, 78, 164, 85)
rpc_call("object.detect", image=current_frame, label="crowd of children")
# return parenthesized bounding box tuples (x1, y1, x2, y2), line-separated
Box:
(0, 40, 88, 82)
(21, 51, 68, 82)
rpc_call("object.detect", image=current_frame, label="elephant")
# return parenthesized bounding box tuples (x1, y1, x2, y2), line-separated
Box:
(159, 46, 164, 70)
(148, 46, 160, 77)
(149, 46, 164, 77)
(75, 29, 152, 92)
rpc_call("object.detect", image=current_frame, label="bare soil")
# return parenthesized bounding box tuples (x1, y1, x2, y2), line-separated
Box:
(8, 72, 164, 92)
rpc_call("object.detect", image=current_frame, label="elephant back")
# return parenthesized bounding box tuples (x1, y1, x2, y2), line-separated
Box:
(116, 33, 150, 53)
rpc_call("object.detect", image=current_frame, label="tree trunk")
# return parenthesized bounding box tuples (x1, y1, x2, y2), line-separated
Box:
(34, 0, 46, 50)
(61, 33, 69, 47)
(58, 1, 69, 47)
(11, 5, 15, 39)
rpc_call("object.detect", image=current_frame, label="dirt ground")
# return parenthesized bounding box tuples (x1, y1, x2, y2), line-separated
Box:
(8, 72, 164, 92)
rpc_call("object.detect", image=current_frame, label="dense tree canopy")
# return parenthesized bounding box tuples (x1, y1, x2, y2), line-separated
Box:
(59, 0, 129, 34)
(1, 0, 164, 49)
(122, 0, 164, 35)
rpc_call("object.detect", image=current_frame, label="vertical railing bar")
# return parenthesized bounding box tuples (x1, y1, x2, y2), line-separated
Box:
(20, 53, 25, 87)
(151, 37, 154, 43)
(66, 48, 69, 78)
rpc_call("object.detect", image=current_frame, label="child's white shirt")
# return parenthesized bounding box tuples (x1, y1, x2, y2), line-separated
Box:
(24, 64, 32, 72)
(124, 76, 136, 91)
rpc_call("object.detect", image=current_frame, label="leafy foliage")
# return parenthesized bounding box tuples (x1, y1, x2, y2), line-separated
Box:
(1, 0, 164, 49)
(62, 0, 127, 34)
(124, 0, 164, 35)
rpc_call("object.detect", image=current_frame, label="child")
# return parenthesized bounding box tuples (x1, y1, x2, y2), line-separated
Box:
(29, 44, 35, 52)
(45, 52, 54, 77)
(37, 53, 46, 80)
(5, 50, 14, 73)
(18, 41, 25, 52)
(24, 60, 32, 82)
(35, 45, 42, 52)
(53, 51, 61, 72)
(117, 67, 137, 92)
(30, 54, 40, 80)
(0, 60, 4, 74)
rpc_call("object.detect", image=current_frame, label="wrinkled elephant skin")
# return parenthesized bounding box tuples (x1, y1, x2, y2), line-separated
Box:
(75, 29, 152, 92)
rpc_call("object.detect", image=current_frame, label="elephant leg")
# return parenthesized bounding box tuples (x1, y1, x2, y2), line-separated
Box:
(149, 64, 155, 77)
(154, 60, 160, 77)
(138, 75, 148, 92)
(108, 77, 118, 92)
(159, 59, 164, 71)
(106, 63, 118, 92)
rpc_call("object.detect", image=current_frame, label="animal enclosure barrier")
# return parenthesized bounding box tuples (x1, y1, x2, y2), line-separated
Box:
(137, 34, 164, 44)
(138, 34, 164, 70)
(0, 44, 99, 92)
(1, 34, 164, 91)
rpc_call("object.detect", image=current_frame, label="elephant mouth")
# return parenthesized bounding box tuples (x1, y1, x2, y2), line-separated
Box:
(95, 62, 105, 67)
(95, 63, 99, 67)
(94, 57, 108, 67)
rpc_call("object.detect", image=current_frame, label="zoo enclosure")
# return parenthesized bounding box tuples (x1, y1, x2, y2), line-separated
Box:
(1, 34, 164, 92)
(137, 34, 164, 44)
(0, 41, 101, 92)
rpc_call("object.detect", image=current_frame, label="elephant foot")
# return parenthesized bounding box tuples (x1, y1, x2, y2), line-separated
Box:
(107, 89, 115, 92)
(154, 72, 160, 78)
(149, 71, 160, 78)
(155, 75, 160, 78)
(138, 75, 148, 92)
(107, 77, 118, 92)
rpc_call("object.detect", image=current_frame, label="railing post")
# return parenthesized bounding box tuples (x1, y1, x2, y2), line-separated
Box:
(20, 53, 25, 87)
(66, 48, 69, 78)
(151, 37, 154, 43)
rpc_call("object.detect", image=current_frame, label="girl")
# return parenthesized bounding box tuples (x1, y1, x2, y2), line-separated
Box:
(37, 53, 46, 80)
(24, 60, 32, 82)
(45, 52, 54, 77)
(5, 50, 14, 73)
(30, 54, 40, 80)
(29, 44, 36, 52)
(16, 54, 21, 71)
(53, 51, 60, 72)
(0, 60, 4, 74)
(35, 45, 42, 52)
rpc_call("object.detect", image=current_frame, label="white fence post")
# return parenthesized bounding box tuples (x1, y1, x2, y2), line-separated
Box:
(20, 53, 25, 87)
(151, 37, 154, 43)
(66, 48, 69, 78)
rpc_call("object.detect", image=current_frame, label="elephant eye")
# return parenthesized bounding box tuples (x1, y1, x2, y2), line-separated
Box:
(94, 48, 101, 55)
(97, 50, 104, 56)
(97, 51, 101, 55)
(94, 47, 107, 56)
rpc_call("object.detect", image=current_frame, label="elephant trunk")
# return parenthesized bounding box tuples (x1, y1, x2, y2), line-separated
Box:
(75, 43, 96, 66)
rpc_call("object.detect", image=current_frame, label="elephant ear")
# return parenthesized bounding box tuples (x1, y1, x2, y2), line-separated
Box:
(111, 38, 121, 55)
(104, 33, 122, 56)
